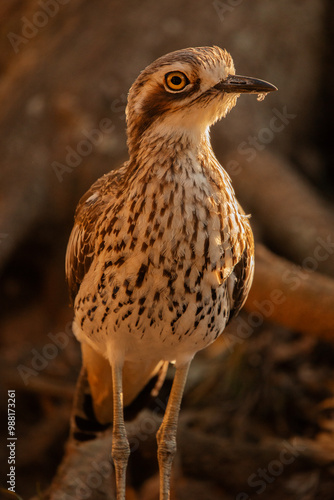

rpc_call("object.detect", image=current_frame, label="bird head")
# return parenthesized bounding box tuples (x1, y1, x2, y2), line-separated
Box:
(126, 46, 277, 157)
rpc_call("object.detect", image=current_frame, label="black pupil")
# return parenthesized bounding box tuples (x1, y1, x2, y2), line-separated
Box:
(171, 75, 182, 86)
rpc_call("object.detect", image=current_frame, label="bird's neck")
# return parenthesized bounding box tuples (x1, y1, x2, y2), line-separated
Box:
(127, 125, 214, 175)
(128, 112, 213, 157)
(124, 126, 234, 207)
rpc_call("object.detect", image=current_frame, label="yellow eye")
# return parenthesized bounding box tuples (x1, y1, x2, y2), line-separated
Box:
(165, 71, 189, 91)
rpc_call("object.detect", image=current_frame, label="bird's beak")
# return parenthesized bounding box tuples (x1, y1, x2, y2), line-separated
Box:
(215, 74, 278, 94)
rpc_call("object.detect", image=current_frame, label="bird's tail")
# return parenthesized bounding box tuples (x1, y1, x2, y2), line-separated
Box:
(70, 343, 168, 443)
(70, 366, 111, 442)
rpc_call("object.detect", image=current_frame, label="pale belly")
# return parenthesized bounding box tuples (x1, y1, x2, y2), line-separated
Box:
(73, 260, 231, 366)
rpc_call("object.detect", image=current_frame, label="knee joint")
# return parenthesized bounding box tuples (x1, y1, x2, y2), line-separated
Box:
(157, 433, 177, 464)
(112, 433, 130, 464)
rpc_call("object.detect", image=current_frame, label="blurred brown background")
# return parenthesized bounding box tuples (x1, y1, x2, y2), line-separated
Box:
(1, 1, 334, 499)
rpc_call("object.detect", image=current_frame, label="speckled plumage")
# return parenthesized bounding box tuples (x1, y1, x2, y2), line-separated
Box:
(65, 46, 276, 500)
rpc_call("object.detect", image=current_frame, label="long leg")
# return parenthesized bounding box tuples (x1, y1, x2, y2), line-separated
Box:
(111, 362, 130, 500)
(157, 361, 191, 500)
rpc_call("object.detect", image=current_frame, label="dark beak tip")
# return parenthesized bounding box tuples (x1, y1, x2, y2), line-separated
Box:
(260, 81, 278, 93)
